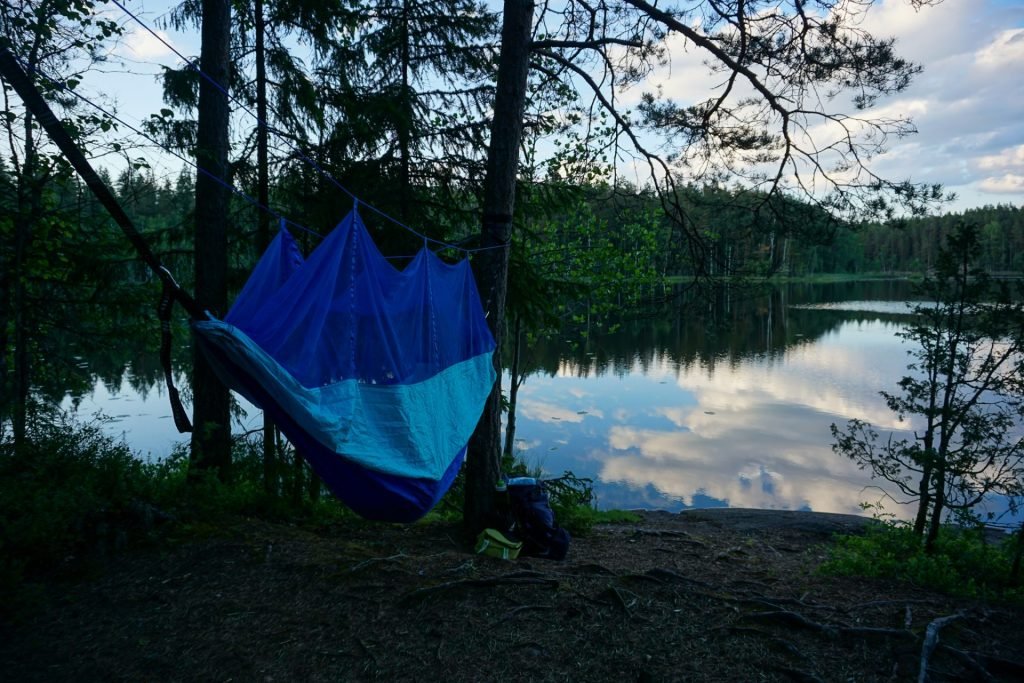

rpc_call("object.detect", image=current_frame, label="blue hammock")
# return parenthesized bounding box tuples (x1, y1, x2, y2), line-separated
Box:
(193, 209, 496, 522)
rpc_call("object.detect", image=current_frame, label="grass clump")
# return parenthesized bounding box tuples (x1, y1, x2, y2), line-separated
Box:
(820, 519, 1024, 603)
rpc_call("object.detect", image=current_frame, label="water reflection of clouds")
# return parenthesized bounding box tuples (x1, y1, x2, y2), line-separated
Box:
(675, 345, 907, 430)
(601, 451, 870, 514)
(515, 439, 542, 452)
(517, 397, 604, 423)
(791, 301, 916, 315)
(62, 378, 188, 460)
(514, 320, 921, 517)
(65, 377, 262, 462)
(603, 405, 876, 514)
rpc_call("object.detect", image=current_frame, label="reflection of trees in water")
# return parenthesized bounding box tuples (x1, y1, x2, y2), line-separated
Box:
(37, 310, 179, 407)
(49, 280, 920, 407)
(520, 281, 917, 379)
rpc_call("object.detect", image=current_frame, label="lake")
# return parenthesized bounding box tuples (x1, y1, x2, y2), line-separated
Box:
(59, 280, 1014, 521)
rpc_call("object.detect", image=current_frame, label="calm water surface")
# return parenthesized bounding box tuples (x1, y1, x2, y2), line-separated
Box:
(506, 281, 922, 517)
(65, 281, 1002, 519)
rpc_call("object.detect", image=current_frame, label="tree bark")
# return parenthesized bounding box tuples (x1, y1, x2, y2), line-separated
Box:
(0, 228, 8, 429)
(464, 0, 534, 532)
(1010, 522, 1023, 587)
(399, 0, 412, 219)
(254, 0, 278, 495)
(11, 102, 42, 449)
(502, 313, 523, 462)
(11, 175, 32, 447)
(254, 0, 270, 254)
(925, 462, 946, 553)
(190, 0, 232, 480)
(912, 465, 932, 537)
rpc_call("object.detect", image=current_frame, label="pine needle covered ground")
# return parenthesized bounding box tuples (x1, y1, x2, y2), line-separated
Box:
(3, 509, 1022, 682)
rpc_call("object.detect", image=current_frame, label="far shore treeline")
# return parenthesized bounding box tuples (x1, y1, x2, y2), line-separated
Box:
(7, 160, 1023, 284)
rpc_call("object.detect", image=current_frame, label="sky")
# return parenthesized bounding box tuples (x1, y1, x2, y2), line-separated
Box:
(94, 0, 1024, 212)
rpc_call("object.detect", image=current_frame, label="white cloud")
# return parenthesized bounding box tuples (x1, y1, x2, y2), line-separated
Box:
(631, 32, 727, 107)
(601, 399, 908, 515)
(600, 446, 876, 515)
(119, 27, 178, 60)
(975, 28, 1024, 69)
(978, 173, 1024, 194)
(859, 0, 988, 64)
(977, 144, 1024, 171)
(514, 439, 542, 452)
(518, 399, 590, 423)
(857, 1, 1024, 207)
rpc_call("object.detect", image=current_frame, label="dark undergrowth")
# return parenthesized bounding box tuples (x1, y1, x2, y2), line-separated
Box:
(820, 518, 1024, 604)
(0, 408, 627, 621)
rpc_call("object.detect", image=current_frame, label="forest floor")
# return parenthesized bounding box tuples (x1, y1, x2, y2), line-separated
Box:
(3, 508, 1023, 682)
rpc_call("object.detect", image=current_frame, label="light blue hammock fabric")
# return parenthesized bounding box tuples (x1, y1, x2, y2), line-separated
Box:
(193, 208, 496, 522)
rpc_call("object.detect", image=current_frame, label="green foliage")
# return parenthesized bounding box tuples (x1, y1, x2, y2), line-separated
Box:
(0, 409, 360, 618)
(513, 198, 664, 332)
(0, 409, 158, 616)
(545, 471, 598, 537)
(542, 471, 641, 536)
(831, 222, 1024, 548)
(821, 520, 1023, 603)
(181, 434, 356, 526)
(158, 0, 497, 248)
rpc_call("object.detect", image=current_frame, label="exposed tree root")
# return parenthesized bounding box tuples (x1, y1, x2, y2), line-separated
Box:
(5, 512, 1022, 683)
(346, 553, 407, 574)
(716, 625, 809, 661)
(918, 613, 963, 683)
(643, 567, 715, 588)
(940, 646, 1024, 680)
(743, 610, 840, 637)
(630, 528, 707, 546)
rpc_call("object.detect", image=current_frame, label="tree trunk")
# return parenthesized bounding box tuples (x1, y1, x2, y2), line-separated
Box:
(254, 0, 278, 495)
(11, 107, 41, 449)
(399, 0, 412, 219)
(913, 333, 942, 537)
(12, 197, 31, 446)
(925, 462, 946, 553)
(925, 301, 964, 550)
(1010, 522, 1023, 587)
(912, 462, 932, 537)
(0, 228, 8, 428)
(464, 0, 534, 532)
(292, 449, 303, 507)
(913, 419, 935, 537)
(190, 0, 232, 480)
(502, 313, 523, 462)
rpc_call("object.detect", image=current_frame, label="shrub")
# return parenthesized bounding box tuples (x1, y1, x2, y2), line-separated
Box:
(545, 471, 598, 536)
(0, 410, 169, 617)
(820, 519, 1023, 603)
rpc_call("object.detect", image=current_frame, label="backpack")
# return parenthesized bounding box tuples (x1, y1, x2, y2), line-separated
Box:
(506, 477, 571, 561)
